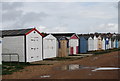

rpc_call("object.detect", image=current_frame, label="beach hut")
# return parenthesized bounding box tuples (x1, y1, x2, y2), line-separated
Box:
(111, 37, 114, 49)
(118, 39, 120, 48)
(79, 36, 88, 53)
(115, 34, 119, 48)
(58, 36, 69, 57)
(97, 35, 102, 50)
(113, 39, 116, 48)
(108, 38, 112, 49)
(2, 28, 43, 62)
(51, 33, 75, 40)
(118, 34, 120, 48)
(93, 35, 98, 51)
(88, 36, 94, 51)
(105, 38, 109, 49)
(43, 34, 58, 59)
(102, 37, 106, 50)
(69, 34, 79, 55)
(0, 37, 2, 64)
(115, 39, 119, 48)
(112, 34, 117, 48)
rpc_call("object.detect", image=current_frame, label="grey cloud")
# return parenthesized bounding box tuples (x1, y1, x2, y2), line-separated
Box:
(9, 12, 49, 29)
(1, 2, 117, 33)
(2, 10, 23, 21)
(2, 2, 23, 11)
(2, 2, 24, 29)
(22, 12, 48, 22)
(2, 2, 49, 29)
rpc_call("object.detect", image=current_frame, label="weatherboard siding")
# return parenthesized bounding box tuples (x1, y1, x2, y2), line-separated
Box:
(108, 38, 112, 49)
(43, 34, 57, 59)
(115, 40, 119, 48)
(113, 40, 116, 48)
(118, 40, 120, 48)
(2, 36, 25, 62)
(26, 30, 43, 62)
(102, 38, 105, 50)
(88, 37, 94, 51)
(97, 36, 102, 50)
(58, 40, 68, 57)
(94, 36, 98, 50)
(69, 39, 79, 54)
(79, 37, 88, 53)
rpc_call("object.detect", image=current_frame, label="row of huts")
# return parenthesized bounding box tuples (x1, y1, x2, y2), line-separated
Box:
(0, 28, 120, 63)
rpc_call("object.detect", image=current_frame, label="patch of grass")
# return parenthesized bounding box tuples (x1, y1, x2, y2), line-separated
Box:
(88, 48, 120, 55)
(44, 57, 74, 61)
(28, 63, 53, 65)
(2, 62, 52, 75)
(44, 57, 83, 61)
(69, 54, 82, 56)
(2, 62, 27, 75)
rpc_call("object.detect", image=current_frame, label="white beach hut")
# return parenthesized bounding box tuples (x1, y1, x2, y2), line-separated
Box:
(43, 34, 58, 59)
(113, 39, 116, 48)
(69, 34, 79, 55)
(88, 36, 94, 51)
(2, 28, 43, 62)
(108, 38, 112, 49)
(102, 37, 105, 50)
(93, 35, 98, 51)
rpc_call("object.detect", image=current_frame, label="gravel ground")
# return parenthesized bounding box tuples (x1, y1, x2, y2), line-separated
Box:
(2, 51, 120, 79)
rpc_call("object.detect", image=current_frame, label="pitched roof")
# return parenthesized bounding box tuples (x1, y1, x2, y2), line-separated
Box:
(1, 28, 33, 36)
(70, 34, 79, 39)
(48, 33, 75, 37)
(59, 36, 68, 40)
(1, 28, 44, 37)
(78, 34, 90, 40)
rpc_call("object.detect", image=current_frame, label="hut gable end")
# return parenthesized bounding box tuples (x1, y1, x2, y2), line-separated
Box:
(70, 34, 79, 39)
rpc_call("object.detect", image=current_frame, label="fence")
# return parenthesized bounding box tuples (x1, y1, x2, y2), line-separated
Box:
(2, 53, 19, 62)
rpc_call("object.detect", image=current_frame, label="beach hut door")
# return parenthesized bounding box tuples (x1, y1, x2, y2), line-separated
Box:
(70, 47, 73, 54)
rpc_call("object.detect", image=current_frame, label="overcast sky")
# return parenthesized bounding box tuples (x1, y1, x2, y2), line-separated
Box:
(1, 1, 118, 33)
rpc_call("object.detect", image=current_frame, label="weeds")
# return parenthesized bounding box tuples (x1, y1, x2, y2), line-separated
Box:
(2, 62, 52, 75)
